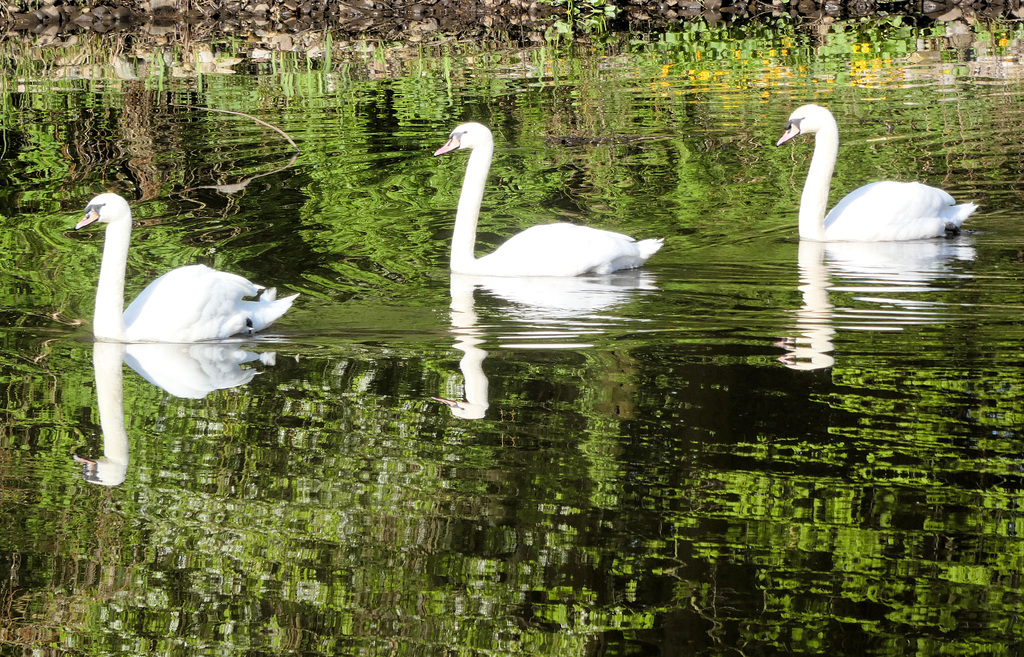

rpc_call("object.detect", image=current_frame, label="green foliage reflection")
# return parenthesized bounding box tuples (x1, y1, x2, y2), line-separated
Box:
(0, 16, 1023, 657)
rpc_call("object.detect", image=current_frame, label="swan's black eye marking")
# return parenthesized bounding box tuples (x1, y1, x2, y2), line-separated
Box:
(85, 202, 105, 214)
(785, 117, 803, 133)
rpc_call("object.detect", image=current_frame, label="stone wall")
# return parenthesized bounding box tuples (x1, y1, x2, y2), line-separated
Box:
(3, 0, 1018, 44)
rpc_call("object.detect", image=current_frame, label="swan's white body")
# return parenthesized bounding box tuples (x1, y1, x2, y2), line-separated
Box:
(76, 193, 297, 342)
(434, 122, 662, 276)
(777, 104, 977, 241)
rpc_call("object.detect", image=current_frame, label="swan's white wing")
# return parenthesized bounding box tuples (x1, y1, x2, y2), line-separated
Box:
(824, 181, 973, 241)
(123, 264, 290, 342)
(474, 223, 661, 276)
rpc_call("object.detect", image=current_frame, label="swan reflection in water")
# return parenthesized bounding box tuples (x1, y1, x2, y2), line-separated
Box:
(781, 237, 976, 371)
(74, 341, 277, 486)
(435, 272, 657, 419)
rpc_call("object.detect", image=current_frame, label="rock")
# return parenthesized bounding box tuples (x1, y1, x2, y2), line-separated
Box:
(406, 18, 439, 34)
(36, 5, 61, 20)
(935, 6, 963, 19)
(145, 22, 176, 36)
(33, 23, 59, 37)
(143, 0, 179, 10)
(11, 12, 39, 28)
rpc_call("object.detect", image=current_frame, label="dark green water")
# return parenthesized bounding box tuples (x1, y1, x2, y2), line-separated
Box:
(3, 19, 1024, 656)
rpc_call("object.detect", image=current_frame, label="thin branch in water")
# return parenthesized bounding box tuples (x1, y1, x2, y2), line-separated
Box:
(172, 103, 301, 199)
(171, 104, 300, 153)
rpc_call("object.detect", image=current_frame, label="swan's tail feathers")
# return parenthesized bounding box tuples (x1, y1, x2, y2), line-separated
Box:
(637, 238, 664, 260)
(246, 291, 299, 333)
(944, 202, 979, 233)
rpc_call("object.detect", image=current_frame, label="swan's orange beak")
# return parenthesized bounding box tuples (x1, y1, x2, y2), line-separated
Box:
(776, 120, 802, 146)
(434, 135, 461, 156)
(75, 208, 101, 230)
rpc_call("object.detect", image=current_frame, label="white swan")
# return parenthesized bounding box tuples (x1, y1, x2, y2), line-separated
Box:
(434, 123, 663, 276)
(75, 193, 297, 342)
(777, 104, 978, 241)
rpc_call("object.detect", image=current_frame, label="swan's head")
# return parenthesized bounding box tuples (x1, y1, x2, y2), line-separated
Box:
(75, 193, 131, 230)
(776, 104, 836, 146)
(434, 122, 493, 156)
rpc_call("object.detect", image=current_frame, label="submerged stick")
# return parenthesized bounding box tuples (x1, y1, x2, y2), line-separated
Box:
(173, 104, 301, 197)
(172, 104, 300, 153)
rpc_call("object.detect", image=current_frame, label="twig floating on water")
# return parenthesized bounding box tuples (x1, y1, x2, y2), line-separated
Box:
(172, 104, 300, 153)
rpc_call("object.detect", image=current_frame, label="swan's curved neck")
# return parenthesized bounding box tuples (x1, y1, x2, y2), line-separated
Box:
(94, 220, 130, 340)
(451, 140, 493, 273)
(800, 120, 839, 240)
